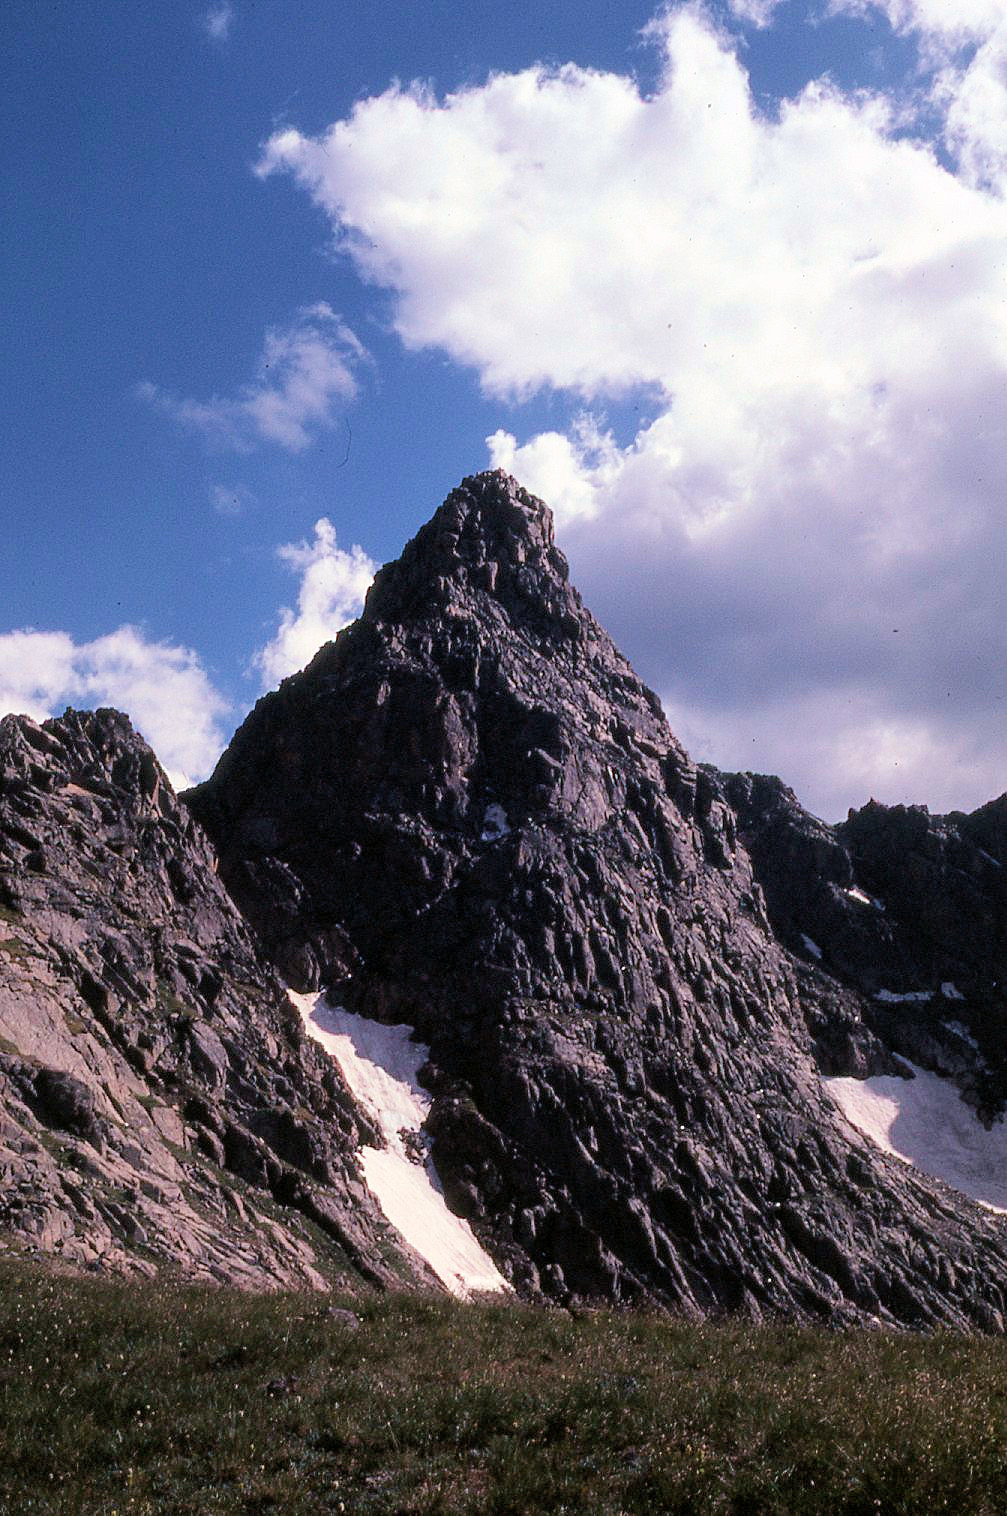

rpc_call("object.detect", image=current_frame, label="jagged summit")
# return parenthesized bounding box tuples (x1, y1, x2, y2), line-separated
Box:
(187, 473, 1007, 1329)
(189, 472, 687, 996)
(6, 473, 1007, 1326)
(376, 469, 564, 579)
(362, 470, 570, 624)
(298, 470, 592, 692)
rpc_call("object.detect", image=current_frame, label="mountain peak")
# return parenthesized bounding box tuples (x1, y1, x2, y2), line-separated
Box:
(6, 470, 1007, 1327)
(181, 471, 1007, 1328)
(420, 469, 560, 565)
(361, 470, 574, 630)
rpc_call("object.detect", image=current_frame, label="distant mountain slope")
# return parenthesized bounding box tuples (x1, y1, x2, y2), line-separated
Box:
(187, 471, 1007, 1329)
(722, 772, 1007, 1112)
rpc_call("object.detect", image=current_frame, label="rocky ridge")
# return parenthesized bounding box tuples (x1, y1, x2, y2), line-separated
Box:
(0, 708, 437, 1291)
(722, 772, 1007, 1113)
(184, 471, 1007, 1330)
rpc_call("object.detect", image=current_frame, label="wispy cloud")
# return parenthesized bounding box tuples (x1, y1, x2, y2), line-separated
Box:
(724, 0, 785, 27)
(140, 304, 367, 453)
(829, 0, 1002, 48)
(253, 519, 376, 687)
(201, 3, 234, 43)
(831, 2, 1007, 192)
(209, 482, 256, 517)
(261, 7, 1007, 820)
(0, 626, 231, 789)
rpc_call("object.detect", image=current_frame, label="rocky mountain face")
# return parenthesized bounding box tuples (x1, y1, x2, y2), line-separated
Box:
(3, 471, 1007, 1327)
(722, 773, 1007, 1112)
(0, 709, 437, 1291)
(181, 471, 1007, 1330)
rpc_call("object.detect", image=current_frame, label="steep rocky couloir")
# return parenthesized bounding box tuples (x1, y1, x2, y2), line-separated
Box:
(0, 707, 437, 1291)
(188, 470, 1007, 1329)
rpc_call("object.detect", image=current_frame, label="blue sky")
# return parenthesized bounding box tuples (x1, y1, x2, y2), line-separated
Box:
(4, 1, 1006, 817)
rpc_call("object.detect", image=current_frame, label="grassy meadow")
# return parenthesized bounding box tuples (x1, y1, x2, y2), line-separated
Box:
(2, 1258, 1007, 1513)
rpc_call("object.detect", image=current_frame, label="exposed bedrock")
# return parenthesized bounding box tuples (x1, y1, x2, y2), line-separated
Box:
(188, 471, 1007, 1329)
(0, 707, 436, 1291)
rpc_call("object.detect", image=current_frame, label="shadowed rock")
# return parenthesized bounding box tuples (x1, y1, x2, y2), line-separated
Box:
(187, 472, 1007, 1329)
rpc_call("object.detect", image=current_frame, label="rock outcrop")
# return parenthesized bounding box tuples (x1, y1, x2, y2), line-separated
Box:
(185, 470, 1007, 1329)
(722, 772, 1007, 1115)
(0, 708, 436, 1291)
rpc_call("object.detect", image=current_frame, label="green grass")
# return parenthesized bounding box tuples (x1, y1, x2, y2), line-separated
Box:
(2, 1260, 1007, 1513)
(0, 934, 33, 962)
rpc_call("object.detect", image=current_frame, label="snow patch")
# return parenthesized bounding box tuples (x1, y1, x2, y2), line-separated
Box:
(874, 988, 931, 1003)
(941, 981, 965, 1001)
(481, 803, 510, 842)
(288, 989, 510, 1298)
(845, 885, 882, 909)
(824, 1061, 1007, 1214)
(800, 934, 822, 961)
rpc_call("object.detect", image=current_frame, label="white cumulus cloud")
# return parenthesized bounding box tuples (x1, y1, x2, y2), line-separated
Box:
(0, 626, 231, 790)
(259, 5, 1007, 820)
(831, 0, 1003, 46)
(253, 519, 377, 687)
(832, 0, 1007, 193)
(939, 25, 1007, 194)
(140, 304, 367, 453)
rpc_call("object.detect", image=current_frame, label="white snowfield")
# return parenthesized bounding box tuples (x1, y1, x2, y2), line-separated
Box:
(288, 989, 511, 1298)
(824, 1061, 1007, 1215)
(874, 988, 931, 1003)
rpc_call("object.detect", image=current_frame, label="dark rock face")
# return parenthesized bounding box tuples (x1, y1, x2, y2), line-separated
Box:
(187, 471, 1007, 1329)
(8, 473, 1007, 1326)
(0, 708, 433, 1290)
(724, 773, 1007, 1116)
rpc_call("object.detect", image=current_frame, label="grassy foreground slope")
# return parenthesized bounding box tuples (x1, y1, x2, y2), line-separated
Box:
(2, 1260, 1007, 1514)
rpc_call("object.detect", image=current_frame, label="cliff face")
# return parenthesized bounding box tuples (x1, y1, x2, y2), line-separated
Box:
(186, 471, 1007, 1329)
(6, 471, 1007, 1325)
(723, 773, 1007, 1114)
(0, 708, 434, 1291)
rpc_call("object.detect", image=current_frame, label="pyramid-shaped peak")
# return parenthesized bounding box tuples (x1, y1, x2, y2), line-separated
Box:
(185, 467, 1007, 1330)
(439, 469, 557, 552)
(361, 470, 573, 628)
